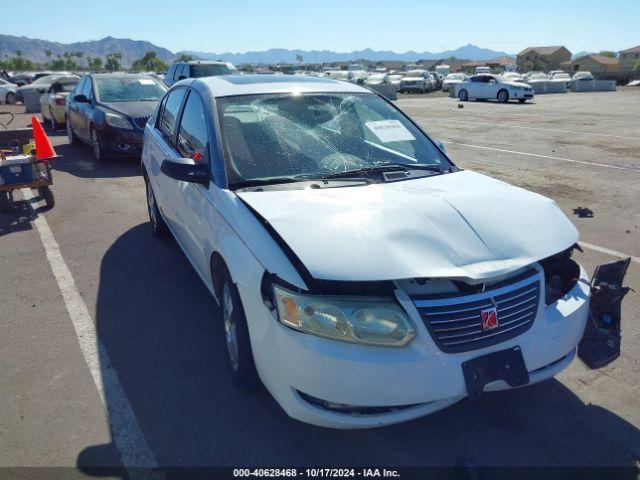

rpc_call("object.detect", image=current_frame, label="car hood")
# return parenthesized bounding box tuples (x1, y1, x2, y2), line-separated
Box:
(237, 170, 578, 283)
(98, 101, 157, 118)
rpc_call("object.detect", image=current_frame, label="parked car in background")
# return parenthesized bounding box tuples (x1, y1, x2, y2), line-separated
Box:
(364, 73, 389, 86)
(388, 73, 404, 90)
(441, 73, 467, 92)
(573, 71, 594, 81)
(398, 70, 433, 93)
(66, 73, 167, 161)
(526, 72, 548, 81)
(475, 66, 491, 75)
(501, 72, 525, 82)
(141, 74, 607, 428)
(16, 74, 78, 104)
(165, 61, 238, 87)
(0, 78, 18, 104)
(523, 71, 544, 81)
(40, 76, 80, 130)
(549, 71, 573, 89)
(10, 73, 33, 87)
(456, 74, 534, 103)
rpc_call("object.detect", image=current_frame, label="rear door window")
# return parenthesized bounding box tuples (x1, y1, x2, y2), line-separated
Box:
(158, 88, 187, 144)
(177, 91, 209, 162)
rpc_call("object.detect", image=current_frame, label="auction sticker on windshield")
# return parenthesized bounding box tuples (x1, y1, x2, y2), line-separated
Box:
(365, 120, 415, 143)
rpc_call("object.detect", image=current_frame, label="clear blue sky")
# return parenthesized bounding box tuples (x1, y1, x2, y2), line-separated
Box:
(4, 0, 638, 54)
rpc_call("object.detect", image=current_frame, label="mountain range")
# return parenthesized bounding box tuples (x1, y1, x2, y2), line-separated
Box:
(1, 35, 512, 67)
(0, 35, 176, 67)
(181, 44, 511, 64)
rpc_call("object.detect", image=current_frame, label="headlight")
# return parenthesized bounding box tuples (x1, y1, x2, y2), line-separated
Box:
(105, 112, 133, 129)
(540, 246, 581, 305)
(272, 285, 416, 347)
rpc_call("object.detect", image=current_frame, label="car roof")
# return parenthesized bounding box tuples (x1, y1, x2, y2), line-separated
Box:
(195, 74, 368, 98)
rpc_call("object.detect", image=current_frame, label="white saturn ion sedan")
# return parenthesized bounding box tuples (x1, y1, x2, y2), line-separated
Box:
(141, 75, 628, 428)
(455, 74, 535, 103)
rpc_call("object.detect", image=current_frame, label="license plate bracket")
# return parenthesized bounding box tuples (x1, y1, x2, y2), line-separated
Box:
(462, 346, 530, 401)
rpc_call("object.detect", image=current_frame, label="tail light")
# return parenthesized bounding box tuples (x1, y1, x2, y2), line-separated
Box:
(55, 97, 66, 106)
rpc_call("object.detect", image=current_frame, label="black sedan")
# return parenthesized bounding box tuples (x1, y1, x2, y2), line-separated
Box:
(66, 73, 167, 162)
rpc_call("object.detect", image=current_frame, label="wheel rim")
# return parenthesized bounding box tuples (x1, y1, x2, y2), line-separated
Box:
(92, 130, 100, 159)
(146, 184, 157, 229)
(7, 93, 15, 104)
(222, 283, 239, 372)
(500, 91, 508, 102)
(459, 90, 467, 100)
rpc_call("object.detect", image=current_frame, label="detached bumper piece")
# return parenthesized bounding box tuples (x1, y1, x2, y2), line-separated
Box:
(462, 346, 530, 401)
(578, 258, 631, 369)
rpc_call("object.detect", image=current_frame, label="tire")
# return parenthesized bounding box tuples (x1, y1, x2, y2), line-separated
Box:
(67, 117, 81, 145)
(519, 99, 527, 104)
(0, 192, 11, 213)
(49, 110, 59, 131)
(145, 177, 169, 238)
(498, 89, 509, 103)
(5, 92, 15, 105)
(218, 265, 259, 388)
(458, 89, 469, 101)
(91, 128, 109, 162)
(39, 186, 55, 209)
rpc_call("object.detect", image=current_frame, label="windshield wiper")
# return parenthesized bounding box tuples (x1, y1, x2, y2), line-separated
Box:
(229, 174, 369, 189)
(319, 162, 446, 179)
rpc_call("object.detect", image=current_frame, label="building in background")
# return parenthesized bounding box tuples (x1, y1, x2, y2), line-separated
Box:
(618, 46, 640, 71)
(517, 46, 572, 71)
(560, 54, 619, 74)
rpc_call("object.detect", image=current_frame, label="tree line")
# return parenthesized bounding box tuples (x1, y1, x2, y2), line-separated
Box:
(0, 50, 195, 73)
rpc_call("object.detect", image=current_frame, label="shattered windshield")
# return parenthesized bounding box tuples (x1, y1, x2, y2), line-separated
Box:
(216, 92, 451, 186)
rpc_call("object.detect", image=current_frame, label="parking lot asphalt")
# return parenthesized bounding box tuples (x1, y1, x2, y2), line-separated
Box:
(0, 89, 639, 478)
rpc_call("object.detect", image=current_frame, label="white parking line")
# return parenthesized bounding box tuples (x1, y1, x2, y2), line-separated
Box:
(21, 189, 164, 480)
(441, 141, 640, 172)
(580, 241, 640, 264)
(431, 118, 640, 141)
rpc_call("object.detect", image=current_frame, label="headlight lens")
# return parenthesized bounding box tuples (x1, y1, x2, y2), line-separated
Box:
(272, 285, 415, 347)
(105, 112, 133, 129)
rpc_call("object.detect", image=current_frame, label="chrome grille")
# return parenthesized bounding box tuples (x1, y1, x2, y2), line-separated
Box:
(131, 116, 150, 130)
(412, 269, 541, 353)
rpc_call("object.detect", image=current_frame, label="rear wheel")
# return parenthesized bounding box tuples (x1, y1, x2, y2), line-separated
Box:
(38, 186, 55, 209)
(145, 177, 169, 238)
(0, 192, 12, 213)
(498, 89, 509, 103)
(5, 92, 15, 104)
(49, 110, 59, 131)
(458, 89, 469, 101)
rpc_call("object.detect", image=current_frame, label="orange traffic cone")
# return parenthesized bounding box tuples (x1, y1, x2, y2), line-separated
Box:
(31, 116, 57, 161)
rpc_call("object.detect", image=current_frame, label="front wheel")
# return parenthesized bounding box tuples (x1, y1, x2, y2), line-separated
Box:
(67, 118, 81, 145)
(219, 266, 259, 388)
(458, 89, 469, 101)
(91, 128, 109, 162)
(5, 92, 15, 105)
(498, 89, 510, 103)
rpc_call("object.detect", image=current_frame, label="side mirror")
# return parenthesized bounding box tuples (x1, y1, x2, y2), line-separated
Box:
(73, 94, 89, 103)
(161, 158, 210, 185)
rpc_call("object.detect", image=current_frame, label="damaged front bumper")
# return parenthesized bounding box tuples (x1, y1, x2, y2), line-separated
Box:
(578, 258, 631, 369)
